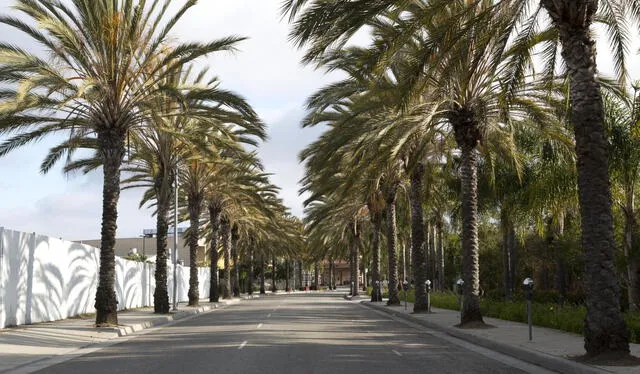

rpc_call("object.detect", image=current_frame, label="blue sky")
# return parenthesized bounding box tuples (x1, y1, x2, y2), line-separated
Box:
(0, 0, 336, 240)
(0, 0, 637, 241)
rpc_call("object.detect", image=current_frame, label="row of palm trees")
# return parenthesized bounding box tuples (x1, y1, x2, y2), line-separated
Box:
(285, 0, 640, 358)
(0, 1, 302, 325)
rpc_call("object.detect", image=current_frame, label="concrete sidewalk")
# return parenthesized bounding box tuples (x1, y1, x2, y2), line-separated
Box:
(360, 299, 640, 374)
(0, 297, 249, 374)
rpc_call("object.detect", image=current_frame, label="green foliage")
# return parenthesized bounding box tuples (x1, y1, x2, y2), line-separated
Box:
(124, 253, 149, 263)
(405, 292, 640, 344)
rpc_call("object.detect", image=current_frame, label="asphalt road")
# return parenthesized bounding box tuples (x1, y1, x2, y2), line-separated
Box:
(38, 293, 552, 373)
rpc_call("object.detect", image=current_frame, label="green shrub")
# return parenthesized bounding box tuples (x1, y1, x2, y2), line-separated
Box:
(398, 291, 640, 343)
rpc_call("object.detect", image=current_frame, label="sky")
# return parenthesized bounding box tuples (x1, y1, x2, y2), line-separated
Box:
(0, 1, 638, 241)
(0, 0, 336, 240)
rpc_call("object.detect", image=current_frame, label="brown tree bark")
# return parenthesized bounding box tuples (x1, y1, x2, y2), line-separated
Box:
(153, 171, 170, 313)
(385, 182, 401, 305)
(541, 0, 630, 355)
(410, 163, 429, 312)
(95, 130, 126, 326)
(231, 224, 240, 297)
(247, 247, 254, 295)
(369, 207, 383, 301)
(271, 254, 277, 292)
(208, 204, 221, 302)
(187, 190, 202, 306)
(450, 106, 483, 326)
(221, 218, 232, 299)
(260, 255, 266, 294)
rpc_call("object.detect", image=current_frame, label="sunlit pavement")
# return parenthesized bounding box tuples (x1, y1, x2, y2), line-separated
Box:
(36, 293, 551, 374)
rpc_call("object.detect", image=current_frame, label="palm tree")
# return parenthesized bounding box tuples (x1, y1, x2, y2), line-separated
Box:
(604, 90, 640, 312)
(0, 0, 247, 324)
(119, 64, 259, 312)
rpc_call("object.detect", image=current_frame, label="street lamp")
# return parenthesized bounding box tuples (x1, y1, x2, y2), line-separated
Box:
(425, 279, 432, 312)
(456, 278, 464, 322)
(523, 277, 534, 341)
(374, 280, 381, 302)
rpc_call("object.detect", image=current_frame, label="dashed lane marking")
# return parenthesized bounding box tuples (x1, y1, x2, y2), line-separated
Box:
(238, 341, 248, 349)
(392, 350, 402, 357)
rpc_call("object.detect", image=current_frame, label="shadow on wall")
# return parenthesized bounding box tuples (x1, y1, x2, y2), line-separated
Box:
(0, 227, 210, 328)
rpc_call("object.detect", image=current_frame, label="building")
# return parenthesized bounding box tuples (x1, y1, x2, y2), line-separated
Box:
(75, 228, 208, 266)
(319, 260, 365, 286)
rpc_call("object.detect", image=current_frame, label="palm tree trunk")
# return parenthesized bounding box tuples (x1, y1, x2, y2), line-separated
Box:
(501, 209, 515, 300)
(353, 227, 360, 296)
(208, 204, 221, 302)
(187, 191, 202, 306)
(410, 163, 428, 312)
(221, 218, 232, 299)
(285, 260, 290, 291)
(95, 133, 125, 325)
(436, 215, 445, 292)
(370, 211, 382, 301)
(271, 254, 277, 292)
(329, 259, 335, 291)
(314, 262, 320, 290)
(154, 173, 170, 313)
(542, 0, 630, 355)
(459, 144, 483, 325)
(297, 260, 303, 290)
(623, 190, 640, 312)
(248, 247, 254, 295)
(231, 224, 240, 297)
(385, 183, 401, 305)
(260, 255, 266, 294)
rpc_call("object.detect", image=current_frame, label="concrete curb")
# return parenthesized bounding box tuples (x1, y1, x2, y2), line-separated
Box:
(361, 301, 609, 374)
(106, 299, 242, 337)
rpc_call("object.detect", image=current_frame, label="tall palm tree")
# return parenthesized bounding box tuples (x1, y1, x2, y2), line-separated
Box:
(118, 64, 259, 312)
(604, 91, 640, 312)
(285, 0, 640, 356)
(0, 0, 247, 324)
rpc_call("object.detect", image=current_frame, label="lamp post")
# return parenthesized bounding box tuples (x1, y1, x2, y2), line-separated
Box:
(456, 278, 464, 322)
(523, 277, 534, 341)
(425, 279, 432, 313)
(374, 280, 381, 302)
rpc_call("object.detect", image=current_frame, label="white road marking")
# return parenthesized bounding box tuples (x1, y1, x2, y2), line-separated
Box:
(257, 323, 263, 329)
(267, 313, 271, 318)
(238, 341, 248, 349)
(392, 349, 402, 357)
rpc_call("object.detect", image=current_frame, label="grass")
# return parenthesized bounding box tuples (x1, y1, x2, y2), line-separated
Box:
(388, 289, 640, 344)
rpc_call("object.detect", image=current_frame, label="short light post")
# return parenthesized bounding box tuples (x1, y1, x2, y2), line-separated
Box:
(375, 280, 381, 302)
(425, 279, 432, 313)
(523, 277, 534, 341)
(351, 281, 354, 296)
(456, 278, 464, 322)
(402, 280, 409, 311)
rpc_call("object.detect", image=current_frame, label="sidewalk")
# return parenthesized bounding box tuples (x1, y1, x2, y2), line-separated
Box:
(360, 299, 640, 374)
(0, 297, 248, 374)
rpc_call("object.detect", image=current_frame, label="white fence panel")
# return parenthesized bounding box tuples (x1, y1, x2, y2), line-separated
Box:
(0, 227, 211, 328)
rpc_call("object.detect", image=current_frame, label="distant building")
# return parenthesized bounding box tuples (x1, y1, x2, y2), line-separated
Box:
(319, 260, 364, 286)
(75, 228, 208, 266)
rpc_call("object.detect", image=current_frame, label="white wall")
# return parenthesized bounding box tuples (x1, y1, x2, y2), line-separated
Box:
(0, 227, 210, 328)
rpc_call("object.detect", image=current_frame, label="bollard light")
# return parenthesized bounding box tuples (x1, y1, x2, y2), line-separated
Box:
(425, 279, 432, 313)
(456, 278, 464, 322)
(456, 278, 464, 295)
(523, 277, 534, 341)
